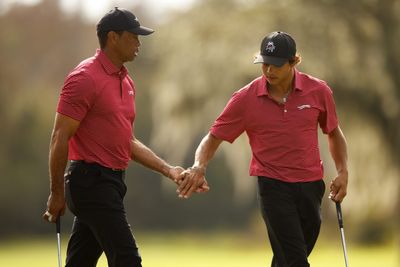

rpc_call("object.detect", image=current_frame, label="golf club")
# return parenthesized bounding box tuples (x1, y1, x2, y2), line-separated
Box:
(335, 202, 349, 267)
(56, 217, 62, 267)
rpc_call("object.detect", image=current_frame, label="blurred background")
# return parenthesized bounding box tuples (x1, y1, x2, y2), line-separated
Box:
(0, 0, 399, 266)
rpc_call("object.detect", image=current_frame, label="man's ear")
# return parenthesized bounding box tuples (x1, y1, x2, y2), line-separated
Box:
(107, 31, 118, 46)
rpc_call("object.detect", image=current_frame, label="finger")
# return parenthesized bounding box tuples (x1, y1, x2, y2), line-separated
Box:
(42, 212, 49, 222)
(195, 186, 210, 193)
(179, 173, 200, 198)
(182, 182, 199, 199)
(329, 180, 336, 191)
(198, 181, 210, 193)
(185, 177, 207, 198)
(201, 185, 210, 192)
(334, 188, 347, 202)
(196, 182, 210, 192)
(177, 174, 191, 196)
(194, 179, 210, 193)
(329, 189, 338, 200)
(176, 170, 189, 183)
(43, 210, 55, 223)
(178, 176, 195, 198)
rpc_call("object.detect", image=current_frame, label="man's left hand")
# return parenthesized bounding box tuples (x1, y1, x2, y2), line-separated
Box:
(329, 171, 348, 202)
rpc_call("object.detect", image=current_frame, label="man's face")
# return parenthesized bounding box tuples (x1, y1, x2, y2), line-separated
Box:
(114, 31, 141, 63)
(261, 61, 293, 86)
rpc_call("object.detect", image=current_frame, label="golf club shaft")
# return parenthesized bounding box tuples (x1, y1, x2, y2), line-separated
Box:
(56, 217, 62, 267)
(336, 202, 349, 267)
(339, 228, 349, 267)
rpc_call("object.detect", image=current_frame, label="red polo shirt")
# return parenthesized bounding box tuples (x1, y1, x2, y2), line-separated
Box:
(57, 49, 136, 169)
(210, 70, 338, 182)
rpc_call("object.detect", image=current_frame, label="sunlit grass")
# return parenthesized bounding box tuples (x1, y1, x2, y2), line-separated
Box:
(0, 232, 397, 267)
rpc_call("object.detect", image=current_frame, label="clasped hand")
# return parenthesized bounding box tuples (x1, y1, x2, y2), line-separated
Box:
(169, 166, 210, 199)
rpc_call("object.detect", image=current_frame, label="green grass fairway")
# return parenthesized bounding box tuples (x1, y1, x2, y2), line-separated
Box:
(0, 233, 397, 267)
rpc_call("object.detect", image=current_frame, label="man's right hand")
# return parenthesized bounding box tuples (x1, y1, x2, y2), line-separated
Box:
(169, 166, 210, 196)
(43, 192, 66, 223)
(176, 166, 210, 199)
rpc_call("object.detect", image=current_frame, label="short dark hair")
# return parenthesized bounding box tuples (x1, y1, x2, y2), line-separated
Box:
(97, 30, 124, 49)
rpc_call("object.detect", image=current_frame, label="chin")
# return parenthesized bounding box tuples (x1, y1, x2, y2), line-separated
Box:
(267, 78, 278, 85)
(126, 55, 136, 62)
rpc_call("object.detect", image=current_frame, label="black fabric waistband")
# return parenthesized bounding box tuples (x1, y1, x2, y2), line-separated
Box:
(70, 160, 125, 173)
(258, 176, 323, 184)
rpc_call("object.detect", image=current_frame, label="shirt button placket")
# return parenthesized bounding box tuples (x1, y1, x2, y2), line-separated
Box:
(282, 104, 288, 118)
(119, 72, 123, 99)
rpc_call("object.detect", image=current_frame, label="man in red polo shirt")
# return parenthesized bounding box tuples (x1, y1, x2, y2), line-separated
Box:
(42, 7, 203, 267)
(177, 32, 348, 267)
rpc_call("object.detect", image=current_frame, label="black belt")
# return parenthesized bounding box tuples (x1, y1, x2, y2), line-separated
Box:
(70, 160, 125, 172)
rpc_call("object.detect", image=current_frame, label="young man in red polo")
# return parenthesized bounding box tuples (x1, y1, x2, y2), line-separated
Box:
(177, 31, 348, 267)
(42, 7, 207, 267)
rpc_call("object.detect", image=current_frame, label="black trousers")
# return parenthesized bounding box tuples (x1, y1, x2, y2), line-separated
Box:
(258, 177, 325, 267)
(64, 161, 142, 267)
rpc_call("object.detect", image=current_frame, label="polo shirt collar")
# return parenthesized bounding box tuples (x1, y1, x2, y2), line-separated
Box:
(96, 49, 128, 76)
(257, 69, 304, 97)
(257, 76, 269, 96)
(293, 69, 305, 92)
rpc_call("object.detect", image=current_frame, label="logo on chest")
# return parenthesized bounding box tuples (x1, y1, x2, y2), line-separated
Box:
(128, 90, 134, 96)
(297, 104, 311, 110)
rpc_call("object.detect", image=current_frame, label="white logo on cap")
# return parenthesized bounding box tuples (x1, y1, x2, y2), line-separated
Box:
(266, 41, 276, 53)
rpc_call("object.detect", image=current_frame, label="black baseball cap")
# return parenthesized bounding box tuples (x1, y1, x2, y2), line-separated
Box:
(254, 31, 296, 67)
(97, 7, 154, 36)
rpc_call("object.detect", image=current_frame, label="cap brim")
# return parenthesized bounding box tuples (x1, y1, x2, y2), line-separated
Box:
(128, 26, 154, 36)
(253, 55, 287, 67)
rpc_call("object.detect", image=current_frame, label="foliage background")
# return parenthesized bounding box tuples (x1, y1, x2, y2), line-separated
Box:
(0, 0, 398, 261)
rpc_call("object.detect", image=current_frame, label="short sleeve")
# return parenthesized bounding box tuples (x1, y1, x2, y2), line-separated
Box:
(318, 85, 339, 134)
(210, 91, 246, 143)
(57, 71, 96, 121)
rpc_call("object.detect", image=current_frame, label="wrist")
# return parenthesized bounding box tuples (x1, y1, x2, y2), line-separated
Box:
(190, 165, 206, 175)
(50, 190, 65, 199)
(50, 179, 64, 194)
(162, 164, 173, 179)
(338, 168, 349, 176)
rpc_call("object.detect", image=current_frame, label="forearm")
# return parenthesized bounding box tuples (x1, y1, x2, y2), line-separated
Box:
(49, 131, 69, 196)
(328, 126, 348, 175)
(131, 138, 172, 177)
(192, 133, 222, 171)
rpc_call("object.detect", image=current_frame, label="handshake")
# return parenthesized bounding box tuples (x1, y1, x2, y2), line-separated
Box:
(168, 166, 210, 199)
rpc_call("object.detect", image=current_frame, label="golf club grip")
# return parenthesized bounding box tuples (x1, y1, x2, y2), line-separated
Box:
(56, 216, 61, 234)
(336, 202, 344, 228)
